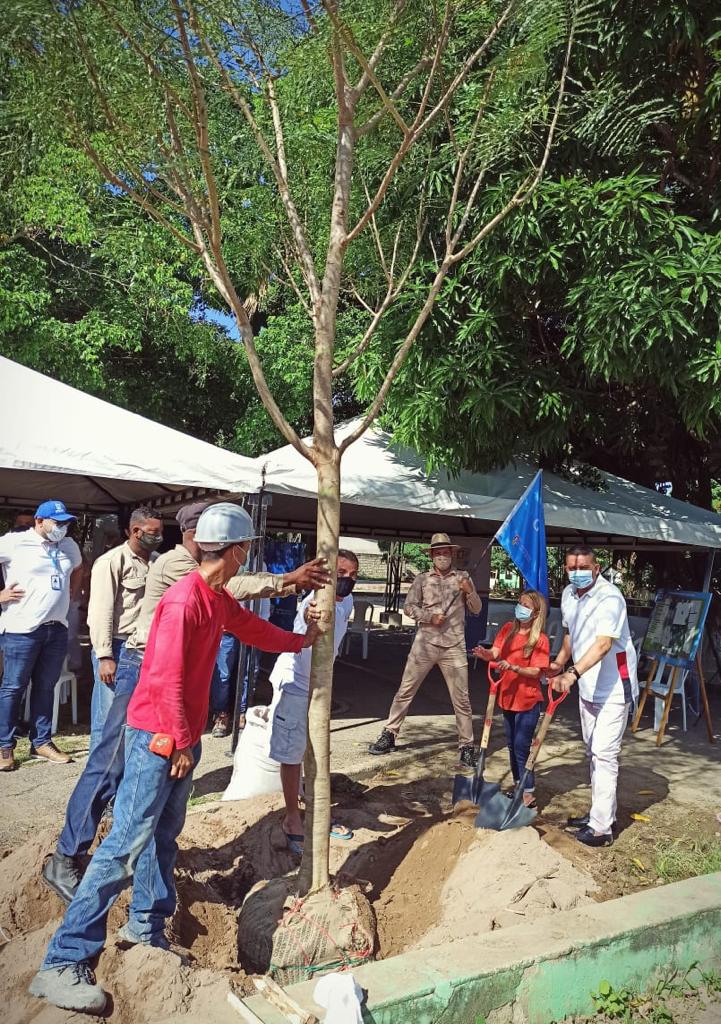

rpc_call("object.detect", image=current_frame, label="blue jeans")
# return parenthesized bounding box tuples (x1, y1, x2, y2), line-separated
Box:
(210, 633, 259, 716)
(0, 623, 68, 750)
(43, 726, 201, 967)
(90, 638, 125, 753)
(57, 648, 144, 859)
(502, 702, 542, 792)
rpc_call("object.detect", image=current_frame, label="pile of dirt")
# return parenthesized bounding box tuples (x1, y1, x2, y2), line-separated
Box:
(374, 816, 597, 957)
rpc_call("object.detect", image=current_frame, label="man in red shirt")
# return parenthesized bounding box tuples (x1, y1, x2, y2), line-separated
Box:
(31, 503, 319, 1014)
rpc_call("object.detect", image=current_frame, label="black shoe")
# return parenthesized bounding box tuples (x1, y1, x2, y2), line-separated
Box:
(458, 745, 478, 769)
(566, 813, 590, 830)
(42, 852, 83, 905)
(575, 826, 613, 848)
(368, 729, 396, 755)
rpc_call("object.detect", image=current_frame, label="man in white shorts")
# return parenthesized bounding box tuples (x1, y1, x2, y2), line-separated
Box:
(269, 549, 358, 855)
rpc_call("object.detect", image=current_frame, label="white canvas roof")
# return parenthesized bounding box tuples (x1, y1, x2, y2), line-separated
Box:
(259, 419, 721, 550)
(0, 357, 261, 511)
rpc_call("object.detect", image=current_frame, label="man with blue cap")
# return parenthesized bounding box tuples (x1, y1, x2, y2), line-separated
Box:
(0, 500, 83, 770)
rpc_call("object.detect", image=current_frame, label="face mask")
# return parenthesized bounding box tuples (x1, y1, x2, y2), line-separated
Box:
(515, 604, 533, 622)
(336, 576, 356, 598)
(233, 545, 248, 570)
(45, 523, 67, 543)
(568, 569, 594, 590)
(138, 532, 162, 551)
(433, 555, 452, 572)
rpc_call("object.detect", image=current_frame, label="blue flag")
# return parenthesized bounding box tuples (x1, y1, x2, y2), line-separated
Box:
(495, 470, 549, 598)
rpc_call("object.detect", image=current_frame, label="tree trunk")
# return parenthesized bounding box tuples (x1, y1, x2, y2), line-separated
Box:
(298, 451, 341, 894)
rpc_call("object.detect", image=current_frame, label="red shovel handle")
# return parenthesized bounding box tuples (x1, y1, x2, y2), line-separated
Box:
(487, 661, 503, 694)
(545, 687, 569, 715)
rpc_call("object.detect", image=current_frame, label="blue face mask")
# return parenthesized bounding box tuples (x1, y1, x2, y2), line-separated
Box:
(568, 569, 594, 590)
(515, 603, 533, 622)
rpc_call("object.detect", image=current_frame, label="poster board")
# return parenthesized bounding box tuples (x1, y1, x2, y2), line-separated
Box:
(641, 590, 712, 668)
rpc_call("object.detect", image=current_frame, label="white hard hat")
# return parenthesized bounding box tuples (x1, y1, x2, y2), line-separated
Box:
(194, 502, 256, 549)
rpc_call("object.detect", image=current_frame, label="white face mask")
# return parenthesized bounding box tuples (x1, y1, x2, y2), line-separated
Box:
(433, 555, 452, 572)
(45, 522, 67, 543)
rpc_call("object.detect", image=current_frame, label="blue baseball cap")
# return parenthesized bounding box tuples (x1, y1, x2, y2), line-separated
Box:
(35, 500, 77, 522)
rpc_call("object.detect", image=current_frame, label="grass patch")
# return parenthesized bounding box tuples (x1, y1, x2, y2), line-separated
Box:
(654, 835, 721, 883)
(188, 790, 222, 808)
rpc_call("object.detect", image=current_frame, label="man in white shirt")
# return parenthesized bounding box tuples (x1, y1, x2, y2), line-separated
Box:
(549, 545, 638, 848)
(269, 549, 358, 855)
(0, 500, 83, 770)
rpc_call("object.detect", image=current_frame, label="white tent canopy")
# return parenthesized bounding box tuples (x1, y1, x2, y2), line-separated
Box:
(259, 419, 721, 550)
(0, 357, 261, 511)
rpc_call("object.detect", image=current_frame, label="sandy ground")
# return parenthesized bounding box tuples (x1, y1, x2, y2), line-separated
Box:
(2, 629, 721, 1022)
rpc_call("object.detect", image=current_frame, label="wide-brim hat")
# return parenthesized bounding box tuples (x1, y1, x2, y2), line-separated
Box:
(423, 532, 461, 552)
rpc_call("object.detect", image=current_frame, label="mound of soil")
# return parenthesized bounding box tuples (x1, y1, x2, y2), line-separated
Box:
(0, 778, 598, 1023)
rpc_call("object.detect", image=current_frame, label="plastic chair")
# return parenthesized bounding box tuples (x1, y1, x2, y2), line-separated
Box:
(23, 658, 78, 734)
(648, 660, 689, 733)
(342, 600, 374, 660)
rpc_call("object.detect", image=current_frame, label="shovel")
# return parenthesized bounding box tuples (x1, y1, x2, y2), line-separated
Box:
(475, 684, 569, 831)
(452, 662, 505, 812)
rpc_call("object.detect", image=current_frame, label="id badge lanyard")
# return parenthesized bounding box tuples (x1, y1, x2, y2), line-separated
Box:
(48, 544, 63, 591)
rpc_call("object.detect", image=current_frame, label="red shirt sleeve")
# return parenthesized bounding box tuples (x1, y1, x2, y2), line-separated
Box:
(529, 633, 550, 670)
(222, 592, 306, 654)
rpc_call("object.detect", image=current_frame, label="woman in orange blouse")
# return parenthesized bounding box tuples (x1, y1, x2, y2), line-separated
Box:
(473, 590, 550, 807)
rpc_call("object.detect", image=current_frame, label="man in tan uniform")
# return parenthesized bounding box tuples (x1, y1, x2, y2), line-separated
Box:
(369, 533, 481, 767)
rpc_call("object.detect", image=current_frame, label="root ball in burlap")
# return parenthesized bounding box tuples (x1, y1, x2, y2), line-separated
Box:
(237, 876, 376, 987)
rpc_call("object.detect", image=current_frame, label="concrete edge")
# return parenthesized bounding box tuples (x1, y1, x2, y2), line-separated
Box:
(239, 872, 721, 1024)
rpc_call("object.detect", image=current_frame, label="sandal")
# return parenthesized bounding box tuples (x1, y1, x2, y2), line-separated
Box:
(330, 822, 353, 841)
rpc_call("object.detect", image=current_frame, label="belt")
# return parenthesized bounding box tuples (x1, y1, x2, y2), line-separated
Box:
(40, 620, 61, 627)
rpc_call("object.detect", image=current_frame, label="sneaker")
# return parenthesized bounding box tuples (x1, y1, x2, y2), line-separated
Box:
(116, 922, 170, 950)
(42, 852, 83, 905)
(575, 826, 613, 848)
(211, 712, 231, 738)
(566, 813, 590, 830)
(0, 747, 15, 772)
(368, 729, 396, 755)
(29, 962, 107, 1014)
(458, 745, 478, 769)
(31, 742, 72, 764)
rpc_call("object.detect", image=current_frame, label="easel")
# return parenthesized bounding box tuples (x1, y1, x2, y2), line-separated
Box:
(631, 652, 714, 746)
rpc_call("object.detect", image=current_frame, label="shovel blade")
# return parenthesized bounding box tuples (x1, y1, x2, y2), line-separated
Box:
(473, 791, 514, 830)
(452, 774, 502, 807)
(499, 802, 538, 830)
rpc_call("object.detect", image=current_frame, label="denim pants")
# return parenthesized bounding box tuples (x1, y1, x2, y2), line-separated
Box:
(209, 634, 260, 716)
(90, 638, 125, 753)
(57, 648, 144, 859)
(0, 622, 68, 750)
(502, 702, 542, 791)
(43, 726, 201, 967)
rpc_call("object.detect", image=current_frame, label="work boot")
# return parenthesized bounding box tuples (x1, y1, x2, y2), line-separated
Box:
(0, 747, 15, 771)
(31, 742, 72, 764)
(42, 852, 83, 905)
(211, 712, 231, 738)
(458, 745, 478, 769)
(368, 729, 396, 755)
(29, 962, 107, 1014)
(116, 922, 171, 951)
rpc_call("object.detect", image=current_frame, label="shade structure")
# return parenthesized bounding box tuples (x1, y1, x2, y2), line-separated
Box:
(258, 419, 721, 550)
(0, 357, 261, 512)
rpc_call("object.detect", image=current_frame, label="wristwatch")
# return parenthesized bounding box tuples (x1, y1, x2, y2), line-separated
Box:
(569, 666, 581, 681)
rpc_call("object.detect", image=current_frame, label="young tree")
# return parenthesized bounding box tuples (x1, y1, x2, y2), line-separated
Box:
(11, 0, 580, 893)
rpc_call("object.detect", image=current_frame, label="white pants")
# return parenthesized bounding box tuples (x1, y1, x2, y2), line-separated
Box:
(579, 698, 630, 835)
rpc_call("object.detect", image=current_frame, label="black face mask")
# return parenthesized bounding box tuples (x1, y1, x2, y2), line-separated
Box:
(336, 576, 356, 598)
(138, 531, 163, 551)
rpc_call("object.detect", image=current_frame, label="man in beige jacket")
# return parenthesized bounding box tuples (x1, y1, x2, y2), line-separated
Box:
(369, 533, 481, 767)
(87, 506, 164, 752)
